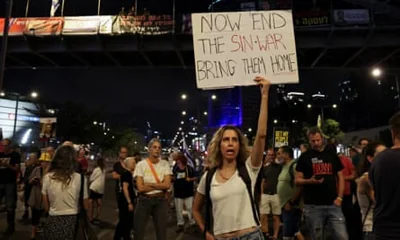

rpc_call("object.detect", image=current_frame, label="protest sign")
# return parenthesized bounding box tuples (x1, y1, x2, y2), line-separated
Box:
(192, 10, 298, 89)
(273, 127, 289, 148)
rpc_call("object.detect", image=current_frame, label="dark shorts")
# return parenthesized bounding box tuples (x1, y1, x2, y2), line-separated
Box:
(89, 190, 103, 200)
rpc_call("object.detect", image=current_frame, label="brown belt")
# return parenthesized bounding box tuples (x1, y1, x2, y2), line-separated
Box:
(141, 192, 165, 198)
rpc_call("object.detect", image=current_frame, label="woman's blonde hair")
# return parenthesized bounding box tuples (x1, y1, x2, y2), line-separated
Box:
(207, 125, 250, 168)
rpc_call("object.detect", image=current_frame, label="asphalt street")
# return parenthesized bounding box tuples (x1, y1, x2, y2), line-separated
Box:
(0, 179, 203, 240)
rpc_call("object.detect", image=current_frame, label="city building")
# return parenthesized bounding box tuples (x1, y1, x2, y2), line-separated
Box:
(0, 98, 40, 145)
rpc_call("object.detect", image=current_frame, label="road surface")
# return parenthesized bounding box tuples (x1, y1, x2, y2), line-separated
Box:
(0, 179, 203, 240)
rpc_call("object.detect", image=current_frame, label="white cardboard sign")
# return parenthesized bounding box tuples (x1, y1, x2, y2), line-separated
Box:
(192, 10, 299, 89)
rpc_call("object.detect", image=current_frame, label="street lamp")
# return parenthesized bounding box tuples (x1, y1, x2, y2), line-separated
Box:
(248, 128, 252, 132)
(203, 111, 208, 116)
(273, 119, 278, 124)
(371, 68, 382, 77)
(332, 104, 337, 109)
(371, 67, 400, 107)
(181, 121, 184, 125)
(182, 111, 186, 116)
(31, 91, 38, 98)
(211, 94, 217, 100)
(181, 94, 187, 100)
(307, 104, 312, 109)
(0, 91, 4, 97)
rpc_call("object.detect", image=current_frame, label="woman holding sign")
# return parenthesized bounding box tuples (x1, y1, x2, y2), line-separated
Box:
(193, 76, 270, 240)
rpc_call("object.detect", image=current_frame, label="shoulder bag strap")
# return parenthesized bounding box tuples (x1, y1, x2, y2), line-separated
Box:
(238, 165, 260, 226)
(204, 168, 216, 236)
(146, 159, 161, 183)
(79, 173, 84, 211)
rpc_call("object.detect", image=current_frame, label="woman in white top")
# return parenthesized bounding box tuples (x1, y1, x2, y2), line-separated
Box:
(193, 77, 270, 240)
(41, 145, 88, 239)
(133, 138, 172, 240)
(88, 157, 106, 222)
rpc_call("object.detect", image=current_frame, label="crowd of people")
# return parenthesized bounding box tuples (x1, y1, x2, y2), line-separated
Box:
(0, 76, 399, 240)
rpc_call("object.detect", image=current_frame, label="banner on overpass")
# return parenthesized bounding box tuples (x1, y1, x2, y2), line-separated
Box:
(333, 9, 370, 25)
(293, 9, 331, 27)
(99, 16, 114, 34)
(112, 14, 173, 35)
(24, 17, 64, 36)
(63, 16, 101, 35)
(0, 18, 29, 36)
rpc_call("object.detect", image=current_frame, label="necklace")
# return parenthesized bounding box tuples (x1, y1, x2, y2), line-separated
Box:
(218, 169, 234, 180)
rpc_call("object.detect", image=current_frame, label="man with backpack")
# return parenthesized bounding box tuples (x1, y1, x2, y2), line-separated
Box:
(277, 146, 302, 240)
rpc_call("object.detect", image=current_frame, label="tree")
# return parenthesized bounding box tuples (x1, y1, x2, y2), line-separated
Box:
(112, 129, 146, 156)
(321, 119, 344, 141)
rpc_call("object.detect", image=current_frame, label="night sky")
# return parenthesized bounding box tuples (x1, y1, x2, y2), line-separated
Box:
(3, 67, 349, 137)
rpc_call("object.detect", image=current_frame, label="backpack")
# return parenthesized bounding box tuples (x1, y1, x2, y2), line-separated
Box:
(204, 162, 262, 235)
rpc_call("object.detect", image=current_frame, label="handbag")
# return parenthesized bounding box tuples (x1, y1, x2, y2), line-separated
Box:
(75, 174, 98, 240)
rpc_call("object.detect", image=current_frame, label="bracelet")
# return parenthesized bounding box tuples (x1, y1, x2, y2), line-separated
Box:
(336, 197, 343, 201)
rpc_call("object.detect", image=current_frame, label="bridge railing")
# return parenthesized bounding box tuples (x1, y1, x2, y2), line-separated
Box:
(0, 0, 399, 37)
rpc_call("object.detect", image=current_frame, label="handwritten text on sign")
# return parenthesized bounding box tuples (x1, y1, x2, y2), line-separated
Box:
(192, 11, 298, 89)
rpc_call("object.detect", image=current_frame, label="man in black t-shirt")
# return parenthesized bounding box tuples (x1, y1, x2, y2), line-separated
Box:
(112, 146, 129, 196)
(114, 157, 136, 240)
(260, 148, 281, 239)
(370, 112, 400, 239)
(0, 139, 21, 234)
(295, 127, 348, 240)
(173, 154, 197, 232)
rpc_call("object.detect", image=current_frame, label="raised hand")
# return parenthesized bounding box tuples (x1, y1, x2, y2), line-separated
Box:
(253, 76, 271, 96)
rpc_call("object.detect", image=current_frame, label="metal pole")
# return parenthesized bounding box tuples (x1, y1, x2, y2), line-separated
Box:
(61, 0, 65, 16)
(0, 0, 14, 91)
(396, 75, 400, 108)
(12, 94, 19, 141)
(97, 0, 101, 15)
(25, 0, 30, 17)
(172, 0, 175, 35)
(321, 107, 325, 128)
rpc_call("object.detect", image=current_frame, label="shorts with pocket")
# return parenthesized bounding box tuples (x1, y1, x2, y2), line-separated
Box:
(260, 194, 281, 215)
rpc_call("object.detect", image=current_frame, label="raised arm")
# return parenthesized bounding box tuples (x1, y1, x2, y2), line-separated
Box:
(251, 76, 270, 167)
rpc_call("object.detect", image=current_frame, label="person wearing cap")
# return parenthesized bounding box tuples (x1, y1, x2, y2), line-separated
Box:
(28, 151, 51, 240)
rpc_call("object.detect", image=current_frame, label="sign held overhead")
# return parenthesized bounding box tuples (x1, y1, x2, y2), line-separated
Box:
(192, 10, 299, 89)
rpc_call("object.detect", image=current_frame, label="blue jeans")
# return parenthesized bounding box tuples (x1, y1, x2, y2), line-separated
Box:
(282, 208, 302, 237)
(215, 228, 264, 240)
(0, 183, 17, 226)
(303, 204, 348, 240)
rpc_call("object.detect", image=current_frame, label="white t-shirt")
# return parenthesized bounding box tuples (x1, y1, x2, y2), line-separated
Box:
(133, 159, 172, 195)
(42, 172, 89, 216)
(89, 167, 106, 194)
(197, 157, 261, 236)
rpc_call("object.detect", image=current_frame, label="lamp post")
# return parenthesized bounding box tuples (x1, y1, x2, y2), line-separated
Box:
(0, 0, 14, 91)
